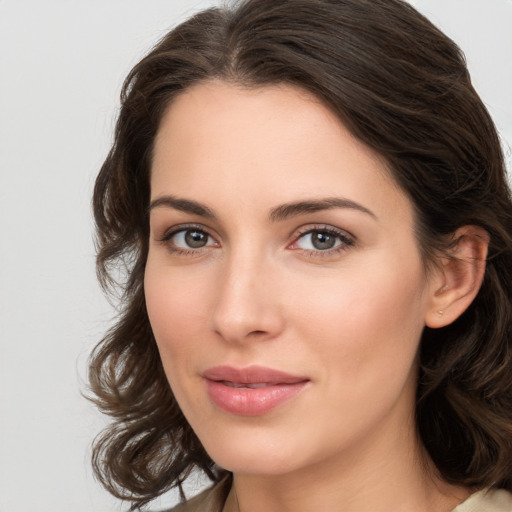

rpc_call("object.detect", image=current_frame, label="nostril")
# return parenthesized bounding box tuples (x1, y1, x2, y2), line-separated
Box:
(250, 330, 267, 336)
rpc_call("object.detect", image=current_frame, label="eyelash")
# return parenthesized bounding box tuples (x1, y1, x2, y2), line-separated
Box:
(157, 224, 217, 256)
(156, 223, 355, 258)
(291, 225, 355, 257)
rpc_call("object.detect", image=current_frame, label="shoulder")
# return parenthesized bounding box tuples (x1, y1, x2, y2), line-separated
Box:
(162, 475, 232, 512)
(452, 488, 512, 512)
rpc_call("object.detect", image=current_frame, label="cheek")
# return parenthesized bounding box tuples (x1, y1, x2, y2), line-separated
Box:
(144, 259, 211, 367)
(288, 255, 428, 379)
(283, 258, 427, 444)
(143, 260, 218, 423)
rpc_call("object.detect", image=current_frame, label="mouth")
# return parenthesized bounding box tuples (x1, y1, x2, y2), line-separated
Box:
(202, 365, 309, 416)
(220, 381, 278, 389)
(202, 365, 308, 385)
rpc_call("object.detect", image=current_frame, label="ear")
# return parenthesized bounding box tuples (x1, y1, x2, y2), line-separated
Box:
(425, 225, 489, 329)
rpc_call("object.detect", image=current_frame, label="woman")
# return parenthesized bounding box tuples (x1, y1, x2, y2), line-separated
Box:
(89, 0, 512, 511)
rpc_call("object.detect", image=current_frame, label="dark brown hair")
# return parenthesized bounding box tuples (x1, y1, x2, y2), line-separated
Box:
(90, 0, 512, 508)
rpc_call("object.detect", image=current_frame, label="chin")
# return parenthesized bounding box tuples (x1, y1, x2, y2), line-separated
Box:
(211, 449, 302, 476)
(195, 422, 323, 477)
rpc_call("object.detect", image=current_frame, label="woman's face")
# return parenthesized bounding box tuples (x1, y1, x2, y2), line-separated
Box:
(145, 81, 438, 476)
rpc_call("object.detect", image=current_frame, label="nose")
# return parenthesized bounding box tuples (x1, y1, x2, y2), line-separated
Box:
(210, 251, 285, 345)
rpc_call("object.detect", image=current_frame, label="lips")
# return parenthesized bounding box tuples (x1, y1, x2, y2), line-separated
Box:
(202, 365, 309, 416)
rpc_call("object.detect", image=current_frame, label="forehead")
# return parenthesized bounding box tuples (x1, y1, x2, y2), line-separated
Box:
(151, 80, 409, 222)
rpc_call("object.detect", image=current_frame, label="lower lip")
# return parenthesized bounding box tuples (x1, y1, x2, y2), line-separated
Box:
(205, 380, 308, 416)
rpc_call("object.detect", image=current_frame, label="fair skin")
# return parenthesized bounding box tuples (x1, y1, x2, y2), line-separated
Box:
(145, 81, 487, 512)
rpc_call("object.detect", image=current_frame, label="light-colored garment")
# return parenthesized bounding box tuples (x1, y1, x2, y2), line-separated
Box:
(166, 478, 512, 512)
(453, 488, 512, 512)
(165, 476, 231, 512)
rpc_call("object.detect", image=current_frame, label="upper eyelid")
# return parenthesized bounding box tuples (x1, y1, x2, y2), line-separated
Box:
(158, 223, 215, 240)
(292, 224, 355, 240)
(288, 225, 356, 253)
(157, 225, 218, 254)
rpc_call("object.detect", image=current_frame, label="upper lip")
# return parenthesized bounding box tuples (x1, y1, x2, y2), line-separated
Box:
(202, 365, 309, 385)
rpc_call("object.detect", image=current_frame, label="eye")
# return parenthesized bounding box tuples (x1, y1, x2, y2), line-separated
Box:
(173, 229, 212, 249)
(158, 226, 217, 253)
(292, 227, 354, 253)
(298, 231, 340, 250)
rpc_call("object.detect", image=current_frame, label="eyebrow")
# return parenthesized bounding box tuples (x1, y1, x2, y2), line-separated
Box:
(148, 195, 376, 221)
(149, 196, 215, 217)
(269, 197, 377, 221)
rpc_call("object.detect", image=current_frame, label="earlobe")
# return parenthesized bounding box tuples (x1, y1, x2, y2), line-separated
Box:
(425, 226, 489, 329)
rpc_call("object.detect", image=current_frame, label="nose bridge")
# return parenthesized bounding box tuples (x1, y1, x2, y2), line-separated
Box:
(210, 244, 283, 344)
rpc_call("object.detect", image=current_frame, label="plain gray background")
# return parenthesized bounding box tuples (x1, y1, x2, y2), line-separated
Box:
(0, 1, 511, 511)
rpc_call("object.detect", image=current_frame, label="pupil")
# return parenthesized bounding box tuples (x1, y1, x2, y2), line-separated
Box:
(312, 232, 335, 250)
(185, 230, 207, 248)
